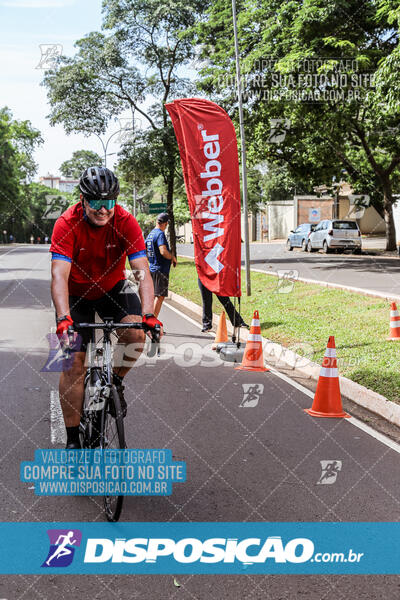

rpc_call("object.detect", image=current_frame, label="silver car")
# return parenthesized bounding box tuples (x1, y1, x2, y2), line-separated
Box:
(307, 219, 362, 253)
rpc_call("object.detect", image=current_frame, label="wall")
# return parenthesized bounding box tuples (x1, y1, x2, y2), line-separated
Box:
(339, 196, 385, 234)
(295, 196, 334, 226)
(267, 201, 295, 240)
(176, 221, 193, 243)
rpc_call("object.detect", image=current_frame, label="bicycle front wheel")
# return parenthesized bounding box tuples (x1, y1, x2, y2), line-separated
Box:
(101, 385, 126, 522)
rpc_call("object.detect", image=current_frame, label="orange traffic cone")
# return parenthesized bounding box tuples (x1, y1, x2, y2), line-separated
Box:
(212, 312, 228, 349)
(388, 302, 400, 340)
(305, 336, 349, 418)
(235, 310, 269, 372)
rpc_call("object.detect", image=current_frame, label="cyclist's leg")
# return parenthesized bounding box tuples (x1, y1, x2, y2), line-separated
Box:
(59, 295, 94, 427)
(59, 352, 86, 426)
(114, 313, 145, 376)
(97, 280, 145, 377)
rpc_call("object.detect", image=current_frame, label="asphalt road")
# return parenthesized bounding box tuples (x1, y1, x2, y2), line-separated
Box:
(1, 246, 400, 598)
(178, 243, 400, 296)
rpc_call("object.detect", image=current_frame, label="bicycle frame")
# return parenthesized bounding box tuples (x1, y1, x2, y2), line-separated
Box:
(63, 318, 160, 521)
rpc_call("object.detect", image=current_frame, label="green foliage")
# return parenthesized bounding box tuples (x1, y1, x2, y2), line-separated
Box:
(0, 107, 43, 237)
(3, 183, 73, 242)
(0, 107, 42, 204)
(194, 0, 400, 248)
(60, 150, 103, 178)
(256, 162, 307, 203)
(42, 0, 210, 252)
(135, 212, 157, 238)
(173, 195, 191, 227)
(170, 258, 400, 403)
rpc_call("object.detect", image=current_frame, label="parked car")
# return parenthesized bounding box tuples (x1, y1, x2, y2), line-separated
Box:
(307, 219, 361, 253)
(286, 223, 316, 252)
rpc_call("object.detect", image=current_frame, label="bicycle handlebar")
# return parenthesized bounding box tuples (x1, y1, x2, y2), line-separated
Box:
(68, 321, 161, 343)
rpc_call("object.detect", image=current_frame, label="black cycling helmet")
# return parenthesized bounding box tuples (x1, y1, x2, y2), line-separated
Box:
(79, 166, 120, 200)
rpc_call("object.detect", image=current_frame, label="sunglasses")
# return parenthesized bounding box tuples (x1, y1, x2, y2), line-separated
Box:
(86, 198, 116, 210)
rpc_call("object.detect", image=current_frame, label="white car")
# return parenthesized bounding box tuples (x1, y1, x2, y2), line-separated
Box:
(307, 219, 362, 253)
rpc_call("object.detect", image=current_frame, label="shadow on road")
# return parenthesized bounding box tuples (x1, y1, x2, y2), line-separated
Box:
(0, 277, 51, 309)
(0, 268, 42, 273)
(0, 246, 49, 256)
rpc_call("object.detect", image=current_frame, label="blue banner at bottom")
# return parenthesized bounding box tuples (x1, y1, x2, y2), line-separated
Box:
(0, 522, 398, 574)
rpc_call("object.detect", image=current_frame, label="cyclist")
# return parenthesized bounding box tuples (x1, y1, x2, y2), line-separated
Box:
(50, 166, 162, 450)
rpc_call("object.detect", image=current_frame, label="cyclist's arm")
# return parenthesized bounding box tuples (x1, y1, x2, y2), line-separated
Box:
(128, 255, 154, 315)
(51, 259, 71, 318)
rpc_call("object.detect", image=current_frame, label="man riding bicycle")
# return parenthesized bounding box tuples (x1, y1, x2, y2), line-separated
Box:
(50, 166, 162, 450)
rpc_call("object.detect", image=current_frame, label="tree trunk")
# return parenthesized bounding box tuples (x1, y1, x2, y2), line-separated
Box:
(383, 180, 397, 251)
(166, 167, 176, 256)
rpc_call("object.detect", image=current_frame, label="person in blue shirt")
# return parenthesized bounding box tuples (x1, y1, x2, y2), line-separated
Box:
(145, 212, 177, 317)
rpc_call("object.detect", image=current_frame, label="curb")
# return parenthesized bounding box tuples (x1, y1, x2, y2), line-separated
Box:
(177, 253, 400, 303)
(167, 290, 400, 429)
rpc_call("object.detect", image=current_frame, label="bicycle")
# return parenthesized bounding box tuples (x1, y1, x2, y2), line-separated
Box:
(66, 318, 160, 522)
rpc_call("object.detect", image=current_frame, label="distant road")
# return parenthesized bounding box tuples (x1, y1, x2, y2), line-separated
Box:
(177, 242, 400, 296)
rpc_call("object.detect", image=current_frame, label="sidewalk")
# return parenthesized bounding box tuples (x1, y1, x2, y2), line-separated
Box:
(361, 237, 388, 251)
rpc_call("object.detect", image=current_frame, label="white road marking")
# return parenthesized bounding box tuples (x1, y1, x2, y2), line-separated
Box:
(346, 416, 400, 454)
(164, 302, 207, 329)
(50, 389, 66, 445)
(265, 363, 400, 455)
(165, 302, 400, 455)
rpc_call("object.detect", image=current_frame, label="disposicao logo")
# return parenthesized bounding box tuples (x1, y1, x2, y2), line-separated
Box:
(83, 536, 314, 564)
(41, 334, 82, 372)
(42, 529, 82, 568)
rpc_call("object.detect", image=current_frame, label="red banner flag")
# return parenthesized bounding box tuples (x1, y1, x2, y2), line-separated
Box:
(166, 98, 241, 297)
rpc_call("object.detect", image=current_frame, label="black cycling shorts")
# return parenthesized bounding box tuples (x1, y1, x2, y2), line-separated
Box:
(69, 279, 142, 351)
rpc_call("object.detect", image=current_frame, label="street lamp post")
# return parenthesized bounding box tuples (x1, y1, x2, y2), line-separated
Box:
(232, 0, 251, 296)
(81, 120, 141, 217)
(88, 131, 123, 168)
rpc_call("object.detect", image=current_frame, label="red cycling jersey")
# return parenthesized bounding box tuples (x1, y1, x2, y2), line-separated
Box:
(50, 202, 146, 300)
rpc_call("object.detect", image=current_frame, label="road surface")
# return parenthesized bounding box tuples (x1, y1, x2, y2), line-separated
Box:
(178, 243, 400, 297)
(1, 246, 400, 598)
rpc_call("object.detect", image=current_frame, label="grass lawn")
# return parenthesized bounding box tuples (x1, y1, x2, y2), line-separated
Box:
(169, 259, 400, 404)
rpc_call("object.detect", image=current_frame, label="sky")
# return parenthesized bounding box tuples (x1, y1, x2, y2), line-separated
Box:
(0, 0, 136, 179)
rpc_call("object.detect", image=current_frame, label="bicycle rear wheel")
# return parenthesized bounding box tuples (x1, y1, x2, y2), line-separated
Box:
(101, 385, 126, 522)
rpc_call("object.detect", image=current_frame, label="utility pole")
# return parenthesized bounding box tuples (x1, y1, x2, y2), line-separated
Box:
(232, 0, 251, 296)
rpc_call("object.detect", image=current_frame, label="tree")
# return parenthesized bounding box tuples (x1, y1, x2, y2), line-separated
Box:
(18, 183, 73, 242)
(195, 0, 400, 249)
(60, 150, 103, 178)
(173, 196, 191, 227)
(256, 162, 307, 204)
(42, 0, 208, 254)
(0, 107, 42, 238)
(0, 109, 19, 213)
(116, 132, 164, 214)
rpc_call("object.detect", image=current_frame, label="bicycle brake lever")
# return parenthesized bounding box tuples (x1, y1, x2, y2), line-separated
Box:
(147, 325, 160, 358)
(62, 325, 75, 359)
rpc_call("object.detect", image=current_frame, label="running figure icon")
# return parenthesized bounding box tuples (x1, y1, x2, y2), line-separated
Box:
(46, 531, 77, 566)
